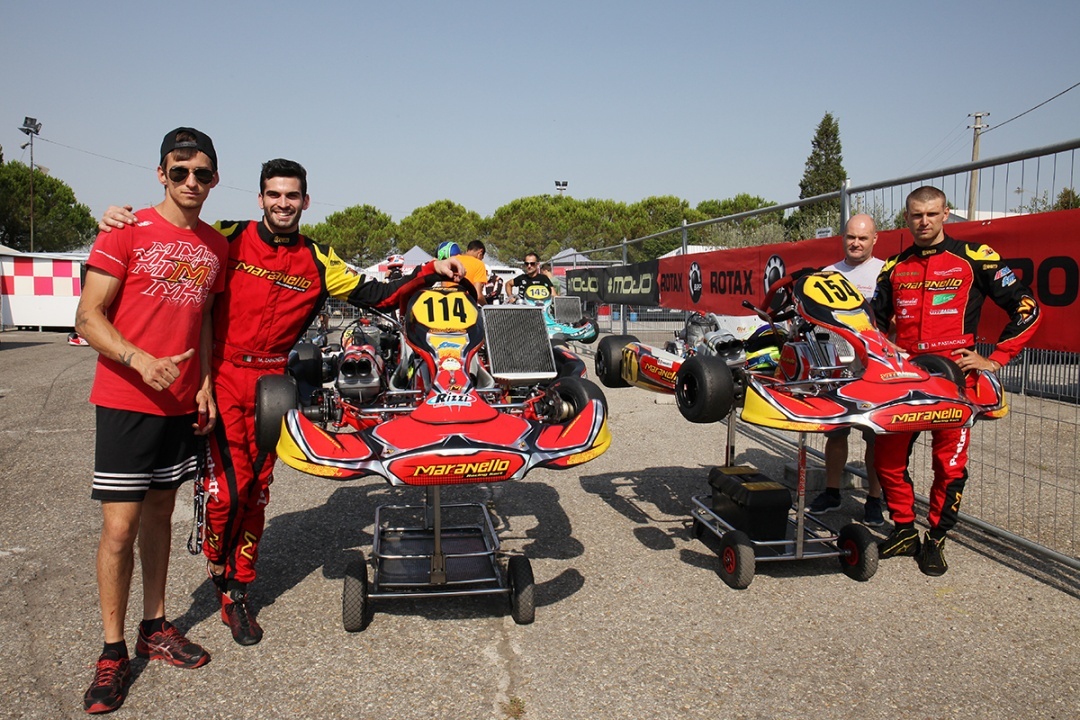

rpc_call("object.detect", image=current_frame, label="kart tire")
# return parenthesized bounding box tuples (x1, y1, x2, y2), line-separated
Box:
(595, 335, 638, 388)
(547, 376, 608, 416)
(508, 555, 535, 625)
(676, 355, 735, 424)
(837, 523, 878, 582)
(717, 530, 755, 589)
(576, 320, 599, 345)
(342, 552, 372, 632)
(910, 354, 965, 392)
(291, 342, 323, 387)
(255, 374, 298, 453)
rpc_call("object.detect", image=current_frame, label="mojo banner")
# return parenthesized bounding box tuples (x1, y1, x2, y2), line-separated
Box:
(656, 209, 1080, 353)
(565, 261, 660, 306)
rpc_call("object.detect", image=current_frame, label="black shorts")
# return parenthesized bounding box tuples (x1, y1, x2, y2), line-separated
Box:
(92, 407, 199, 502)
(824, 425, 876, 443)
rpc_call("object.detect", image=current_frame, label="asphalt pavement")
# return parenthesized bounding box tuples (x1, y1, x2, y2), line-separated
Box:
(0, 330, 1077, 720)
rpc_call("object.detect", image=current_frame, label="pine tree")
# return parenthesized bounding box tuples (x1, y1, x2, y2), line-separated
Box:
(799, 112, 847, 199)
(786, 112, 847, 240)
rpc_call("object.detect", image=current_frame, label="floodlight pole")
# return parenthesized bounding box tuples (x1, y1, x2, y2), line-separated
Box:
(19, 117, 42, 253)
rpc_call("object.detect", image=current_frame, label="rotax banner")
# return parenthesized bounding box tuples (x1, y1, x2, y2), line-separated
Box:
(654, 209, 1079, 353)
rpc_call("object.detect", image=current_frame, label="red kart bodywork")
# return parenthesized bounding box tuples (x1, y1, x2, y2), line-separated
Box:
(739, 271, 1005, 433)
(274, 286, 611, 485)
(618, 342, 683, 393)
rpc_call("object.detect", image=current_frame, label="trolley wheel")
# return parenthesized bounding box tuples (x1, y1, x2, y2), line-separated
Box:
(837, 523, 879, 582)
(507, 555, 535, 625)
(717, 530, 755, 589)
(342, 552, 371, 632)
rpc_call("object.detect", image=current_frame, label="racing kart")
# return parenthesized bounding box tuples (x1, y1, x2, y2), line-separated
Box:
(519, 293, 599, 344)
(256, 279, 610, 629)
(675, 270, 1007, 433)
(593, 312, 778, 423)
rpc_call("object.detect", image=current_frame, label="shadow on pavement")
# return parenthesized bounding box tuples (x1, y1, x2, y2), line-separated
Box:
(173, 475, 588, 632)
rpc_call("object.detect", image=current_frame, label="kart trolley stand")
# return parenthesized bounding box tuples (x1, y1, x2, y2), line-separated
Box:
(343, 485, 534, 632)
(689, 411, 878, 589)
(340, 303, 563, 631)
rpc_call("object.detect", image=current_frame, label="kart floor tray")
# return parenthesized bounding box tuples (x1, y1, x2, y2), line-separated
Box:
(375, 526, 501, 589)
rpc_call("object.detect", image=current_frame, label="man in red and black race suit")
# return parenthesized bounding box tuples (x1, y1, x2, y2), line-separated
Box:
(870, 186, 1041, 576)
(102, 159, 463, 645)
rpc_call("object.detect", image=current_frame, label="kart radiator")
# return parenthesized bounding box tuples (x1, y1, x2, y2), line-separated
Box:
(552, 296, 584, 324)
(482, 305, 557, 383)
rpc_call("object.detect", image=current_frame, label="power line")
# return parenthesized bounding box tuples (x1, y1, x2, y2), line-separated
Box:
(904, 118, 968, 174)
(983, 80, 1080, 134)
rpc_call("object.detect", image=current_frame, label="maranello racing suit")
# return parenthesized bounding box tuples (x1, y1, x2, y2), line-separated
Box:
(870, 235, 1041, 532)
(204, 220, 435, 588)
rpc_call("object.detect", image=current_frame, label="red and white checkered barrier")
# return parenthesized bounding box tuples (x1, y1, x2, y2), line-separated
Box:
(1, 253, 84, 328)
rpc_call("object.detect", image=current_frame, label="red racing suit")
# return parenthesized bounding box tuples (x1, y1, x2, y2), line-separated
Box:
(869, 235, 1041, 532)
(204, 220, 436, 586)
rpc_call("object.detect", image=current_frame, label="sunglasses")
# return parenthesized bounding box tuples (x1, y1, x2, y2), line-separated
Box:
(524, 261, 538, 267)
(167, 166, 215, 185)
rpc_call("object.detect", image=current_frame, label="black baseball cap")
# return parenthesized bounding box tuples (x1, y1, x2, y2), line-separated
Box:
(160, 127, 217, 171)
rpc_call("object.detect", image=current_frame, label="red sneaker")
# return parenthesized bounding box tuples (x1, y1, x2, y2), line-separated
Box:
(135, 622, 210, 669)
(83, 652, 131, 714)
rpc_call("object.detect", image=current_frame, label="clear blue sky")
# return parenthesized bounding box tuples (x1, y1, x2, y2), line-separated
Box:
(3, 0, 1079, 228)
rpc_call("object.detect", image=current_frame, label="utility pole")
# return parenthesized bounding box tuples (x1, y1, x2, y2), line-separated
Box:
(967, 112, 989, 220)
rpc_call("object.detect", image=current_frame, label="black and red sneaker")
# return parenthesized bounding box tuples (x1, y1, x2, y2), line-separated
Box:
(135, 622, 210, 669)
(83, 652, 131, 714)
(222, 589, 264, 646)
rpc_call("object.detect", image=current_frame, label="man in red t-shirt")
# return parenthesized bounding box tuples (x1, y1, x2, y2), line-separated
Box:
(76, 127, 229, 714)
(99, 160, 464, 649)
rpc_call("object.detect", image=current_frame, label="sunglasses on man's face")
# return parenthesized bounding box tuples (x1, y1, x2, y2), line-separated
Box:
(167, 166, 215, 185)
(525, 261, 538, 267)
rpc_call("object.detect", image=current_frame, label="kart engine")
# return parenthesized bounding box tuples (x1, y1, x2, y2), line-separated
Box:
(336, 326, 387, 402)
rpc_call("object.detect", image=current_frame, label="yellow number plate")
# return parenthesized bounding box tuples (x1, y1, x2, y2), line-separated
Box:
(803, 272, 864, 310)
(411, 290, 478, 330)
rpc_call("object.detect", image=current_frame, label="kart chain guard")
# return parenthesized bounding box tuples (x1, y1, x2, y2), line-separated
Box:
(482, 305, 557, 384)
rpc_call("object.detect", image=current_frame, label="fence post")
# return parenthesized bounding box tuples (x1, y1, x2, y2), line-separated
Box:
(841, 178, 851, 230)
(620, 238, 628, 335)
(682, 219, 688, 256)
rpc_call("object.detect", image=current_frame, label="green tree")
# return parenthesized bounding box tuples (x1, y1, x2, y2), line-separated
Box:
(0, 161, 97, 252)
(1053, 187, 1080, 210)
(487, 195, 631, 264)
(786, 112, 846, 240)
(301, 204, 397, 267)
(694, 194, 785, 248)
(1013, 191, 1053, 215)
(624, 196, 705, 261)
(396, 200, 485, 256)
(487, 195, 564, 263)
